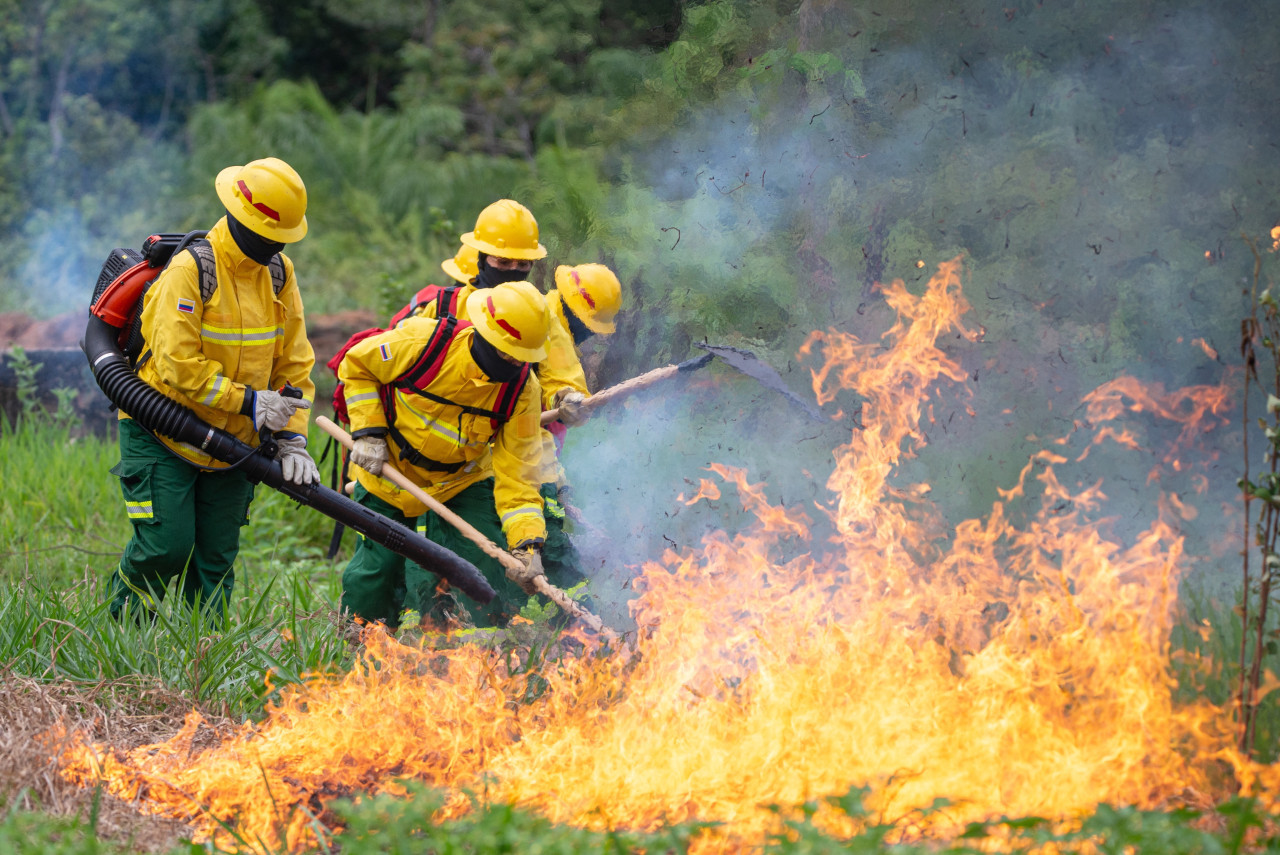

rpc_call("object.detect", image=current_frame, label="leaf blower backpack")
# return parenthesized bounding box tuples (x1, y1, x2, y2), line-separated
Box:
(89, 230, 285, 369)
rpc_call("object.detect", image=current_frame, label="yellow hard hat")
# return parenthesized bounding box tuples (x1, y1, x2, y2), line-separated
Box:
(441, 244, 480, 284)
(467, 281, 549, 362)
(460, 199, 547, 261)
(555, 263, 622, 334)
(215, 157, 308, 242)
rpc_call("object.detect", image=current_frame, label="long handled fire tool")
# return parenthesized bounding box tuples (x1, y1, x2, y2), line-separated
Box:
(82, 267, 495, 606)
(315, 416, 616, 639)
(692, 343, 824, 421)
(541, 343, 823, 426)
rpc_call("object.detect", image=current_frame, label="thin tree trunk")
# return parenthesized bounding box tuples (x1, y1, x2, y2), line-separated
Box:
(25, 2, 49, 120)
(47, 47, 73, 158)
(151, 67, 176, 140)
(415, 0, 440, 44)
(0, 86, 13, 136)
(1239, 364, 1253, 752)
(201, 52, 218, 102)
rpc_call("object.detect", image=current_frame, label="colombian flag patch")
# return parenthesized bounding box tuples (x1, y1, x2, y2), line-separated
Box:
(176, 298, 196, 314)
(379, 343, 392, 361)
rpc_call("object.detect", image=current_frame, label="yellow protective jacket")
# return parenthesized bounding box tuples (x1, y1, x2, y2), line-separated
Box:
(130, 217, 316, 468)
(537, 291, 591, 409)
(339, 317, 546, 547)
(408, 284, 586, 486)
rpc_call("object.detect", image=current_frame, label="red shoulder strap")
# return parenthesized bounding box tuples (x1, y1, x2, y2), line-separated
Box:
(492, 364, 531, 423)
(388, 321, 527, 428)
(397, 315, 462, 389)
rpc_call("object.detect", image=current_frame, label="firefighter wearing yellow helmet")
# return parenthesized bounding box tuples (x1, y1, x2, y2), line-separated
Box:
(337, 281, 552, 628)
(530, 263, 623, 603)
(107, 157, 319, 620)
(395, 199, 548, 329)
(539, 262, 623, 421)
(442, 243, 480, 285)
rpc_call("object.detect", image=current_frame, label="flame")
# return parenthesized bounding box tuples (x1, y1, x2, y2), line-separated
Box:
(1192, 337, 1218, 360)
(679, 478, 722, 505)
(60, 257, 1275, 850)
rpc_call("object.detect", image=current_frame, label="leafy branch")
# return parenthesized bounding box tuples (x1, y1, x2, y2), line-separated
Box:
(1236, 232, 1280, 757)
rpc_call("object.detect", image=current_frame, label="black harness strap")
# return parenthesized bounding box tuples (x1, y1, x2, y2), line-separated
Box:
(188, 241, 287, 302)
(385, 423, 468, 473)
(437, 285, 459, 317)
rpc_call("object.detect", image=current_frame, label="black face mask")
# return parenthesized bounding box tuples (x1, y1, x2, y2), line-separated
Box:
(470, 331, 523, 382)
(563, 302, 595, 346)
(473, 253, 531, 290)
(226, 210, 285, 265)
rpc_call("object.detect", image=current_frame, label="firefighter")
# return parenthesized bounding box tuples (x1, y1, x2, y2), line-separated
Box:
(394, 199, 546, 326)
(108, 157, 319, 620)
(441, 243, 480, 286)
(387, 203, 623, 596)
(534, 263, 623, 588)
(538, 262, 623, 423)
(338, 280, 550, 629)
(462, 198, 547, 288)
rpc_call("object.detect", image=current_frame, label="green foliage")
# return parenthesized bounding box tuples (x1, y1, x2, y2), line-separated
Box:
(0, 574, 349, 719)
(2, 346, 82, 429)
(179, 79, 534, 313)
(332, 781, 704, 855)
(0, 0, 680, 315)
(1235, 239, 1280, 758)
(0, 806, 126, 855)
(329, 783, 1280, 855)
(7, 346, 41, 419)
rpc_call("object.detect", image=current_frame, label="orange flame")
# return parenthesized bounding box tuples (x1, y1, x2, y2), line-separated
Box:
(60, 257, 1272, 850)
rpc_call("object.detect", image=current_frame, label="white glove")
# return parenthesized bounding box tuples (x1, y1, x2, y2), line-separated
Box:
(554, 389, 588, 427)
(252, 389, 310, 432)
(351, 434, 389, 476)
(275, 435, 320, 485)
(508, 545, 545, 595)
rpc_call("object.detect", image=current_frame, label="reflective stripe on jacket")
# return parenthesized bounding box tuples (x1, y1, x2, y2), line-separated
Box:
(339, 317, 546, 547)
(130, 217, 316, 468)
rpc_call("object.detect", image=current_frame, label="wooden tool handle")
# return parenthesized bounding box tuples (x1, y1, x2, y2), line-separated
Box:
(540, 363, 681, 426)
(315, 416, 611, 636)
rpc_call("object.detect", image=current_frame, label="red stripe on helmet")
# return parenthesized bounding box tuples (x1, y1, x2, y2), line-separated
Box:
(237, 179, 281, 221)
(486, 295, 523, 340)
(569, 269, 595, 309)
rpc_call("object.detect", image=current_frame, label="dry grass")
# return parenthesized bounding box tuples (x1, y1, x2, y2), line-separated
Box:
(0, 669, 233, 852)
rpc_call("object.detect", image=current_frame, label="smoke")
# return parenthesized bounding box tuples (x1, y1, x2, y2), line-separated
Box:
(8, 135, 194, 317)
(574, 0, 1278, 599)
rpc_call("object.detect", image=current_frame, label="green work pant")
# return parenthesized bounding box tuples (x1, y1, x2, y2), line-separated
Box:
(540, 483, 585, 590)
(339, 485, 425, 630)
(417, 478, 531, 628)
(108, 419, 255, 619)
